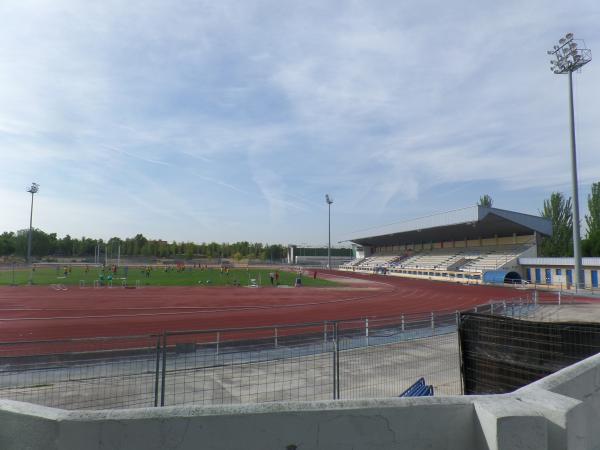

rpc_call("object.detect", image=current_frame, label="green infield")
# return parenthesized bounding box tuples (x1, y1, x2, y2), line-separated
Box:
(0, 266, 338, 287)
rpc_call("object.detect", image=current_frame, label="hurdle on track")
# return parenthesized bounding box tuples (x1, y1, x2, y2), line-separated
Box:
(50, 284, 68, 291)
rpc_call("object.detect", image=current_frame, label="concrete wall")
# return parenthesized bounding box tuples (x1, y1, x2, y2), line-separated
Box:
(3, 352, 600, 449)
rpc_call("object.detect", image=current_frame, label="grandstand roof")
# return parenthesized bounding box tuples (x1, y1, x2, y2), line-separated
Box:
(348, 206, 552, 247)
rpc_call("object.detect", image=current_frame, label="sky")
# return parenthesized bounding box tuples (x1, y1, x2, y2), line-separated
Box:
(1, 0, 599, 246)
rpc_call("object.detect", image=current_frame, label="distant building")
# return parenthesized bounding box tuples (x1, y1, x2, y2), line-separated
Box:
(519, 257, 600, 289)
(287, 245, 353, 267)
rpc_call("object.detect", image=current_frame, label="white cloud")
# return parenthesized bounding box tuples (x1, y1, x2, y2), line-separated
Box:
(1, 0, 599, 243)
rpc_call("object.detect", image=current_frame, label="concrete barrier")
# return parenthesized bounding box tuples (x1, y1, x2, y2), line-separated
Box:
(2, 352, 600, 449)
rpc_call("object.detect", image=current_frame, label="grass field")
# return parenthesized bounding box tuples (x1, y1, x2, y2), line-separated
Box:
(0, 266, 338, 287)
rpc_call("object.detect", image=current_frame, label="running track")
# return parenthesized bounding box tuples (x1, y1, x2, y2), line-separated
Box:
(0, 271, 571, 342)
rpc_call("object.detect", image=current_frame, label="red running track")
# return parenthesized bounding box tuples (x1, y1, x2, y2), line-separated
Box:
(0, 271, 564, 342)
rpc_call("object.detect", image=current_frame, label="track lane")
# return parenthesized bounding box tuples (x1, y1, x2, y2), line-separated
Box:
(0, 271, 585, 341)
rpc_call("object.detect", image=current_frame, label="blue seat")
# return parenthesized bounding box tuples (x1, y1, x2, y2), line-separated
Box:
(399, 377, 434, 397)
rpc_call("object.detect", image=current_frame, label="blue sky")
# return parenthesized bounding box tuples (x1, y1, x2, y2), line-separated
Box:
(1, 0, 599, 245)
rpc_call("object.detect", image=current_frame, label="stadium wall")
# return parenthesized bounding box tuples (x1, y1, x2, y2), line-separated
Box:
(386, 268, 484, 284)
(2, 351, 600, 449)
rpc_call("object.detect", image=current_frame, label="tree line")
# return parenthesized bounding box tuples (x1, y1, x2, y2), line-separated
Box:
(538, 182, 600, 257)
(478, 182, 600, 257)
(0, 231, 287, 261)
(2, 184, 599, 261)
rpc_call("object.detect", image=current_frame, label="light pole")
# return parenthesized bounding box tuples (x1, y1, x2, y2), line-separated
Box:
(26, 182, 40, 264)
(547, 33, 592, 290)
(325, 194, 333, 270)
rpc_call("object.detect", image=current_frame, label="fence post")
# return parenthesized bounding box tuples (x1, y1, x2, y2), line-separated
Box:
(274, 327, 278, 348)
(154, 335, 161, 407)
(519, 302, 523, 319)
(455, 311, 459, 327)
(474, 305, 478, 313)
(216, 331, 220, 355)
(160, 332, 167, 407)
(502, 301, 506, 315)
(558, 290, 561, 306)
(332, 322, 338, 400)
(324, 322, 327, 345)
(430, 312, 434, 331)
(401, 314, 405, 332)
(365, 318, 369, 346)
(335, 321, 340, 399)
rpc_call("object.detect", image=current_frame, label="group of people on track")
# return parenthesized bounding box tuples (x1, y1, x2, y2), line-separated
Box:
(268, 271, 280, 285)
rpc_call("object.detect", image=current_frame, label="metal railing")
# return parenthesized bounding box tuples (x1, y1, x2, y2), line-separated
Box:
(0, 298, 554, 410)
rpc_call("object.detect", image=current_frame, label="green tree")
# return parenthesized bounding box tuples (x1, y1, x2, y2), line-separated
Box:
(133, 234, 147, 255)
(0, 232, 16, 255)
(478, 195, 493, 207)
(184, 243, 196, 259)
(0, 228, 297, 262)
(583, 182, 600, 256)
(206, 242, 220, 259)
(8, 228, 57, 258)
(540, 192, 573, 257)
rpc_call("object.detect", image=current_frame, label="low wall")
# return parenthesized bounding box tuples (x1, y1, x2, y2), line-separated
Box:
(339, 267, 483, 285)
(2, 352, 600, 449)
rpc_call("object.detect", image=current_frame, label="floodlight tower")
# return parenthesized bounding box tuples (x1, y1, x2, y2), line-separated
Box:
(26, 182, 40, 264)
(547, 33, 592, 290)
(325, 194, 333, 270)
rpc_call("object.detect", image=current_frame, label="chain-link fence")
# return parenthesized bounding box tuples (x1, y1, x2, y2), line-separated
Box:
(157, 312, 464, 407)
(0, 334, 160, 409)
(0, 299, 543, 410)
(459, 309, 600, 394)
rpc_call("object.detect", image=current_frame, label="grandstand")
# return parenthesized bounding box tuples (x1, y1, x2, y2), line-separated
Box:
(341, 206, 551, 284)
(354, 255, 400, 270)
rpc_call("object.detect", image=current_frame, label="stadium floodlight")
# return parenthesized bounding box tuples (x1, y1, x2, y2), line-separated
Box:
(26, 182, 40, 267)
(547, 33, 592, 290)
(325, 194, 334, 270)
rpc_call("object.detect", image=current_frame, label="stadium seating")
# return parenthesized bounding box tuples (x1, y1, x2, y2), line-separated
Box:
(354, 255, 401, 270)
(341, 258, 365, 268)
(343, 245, 530, 274)
(457, 246, 526, 272)
(393, 250, 466, 271)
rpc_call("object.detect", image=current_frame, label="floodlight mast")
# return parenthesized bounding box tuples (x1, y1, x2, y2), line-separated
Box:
(26, 183, 40, 265)
(326, 195, 334, 270)
(547, 33, 592, 291)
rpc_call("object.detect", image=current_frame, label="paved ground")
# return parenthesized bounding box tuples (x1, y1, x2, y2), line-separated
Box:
(0, 331, 460, 410)
(523, 303, 600, 322)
